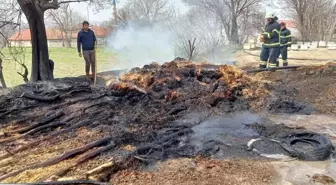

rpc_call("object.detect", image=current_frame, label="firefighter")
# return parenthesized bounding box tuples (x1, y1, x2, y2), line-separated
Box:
(277, 22, 292, 66)
(259, 13, 281, 70)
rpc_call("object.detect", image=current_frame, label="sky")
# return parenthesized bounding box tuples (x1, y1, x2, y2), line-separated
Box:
(68, 0, 285, 23)
(15, 0, 284, 24)
(69, 0, 189, 23)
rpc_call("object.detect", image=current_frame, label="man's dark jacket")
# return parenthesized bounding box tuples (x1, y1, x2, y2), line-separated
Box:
(77, 29, 96, 53)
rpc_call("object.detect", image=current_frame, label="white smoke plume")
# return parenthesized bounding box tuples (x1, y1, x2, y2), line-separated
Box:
(106, 21, 175, 70)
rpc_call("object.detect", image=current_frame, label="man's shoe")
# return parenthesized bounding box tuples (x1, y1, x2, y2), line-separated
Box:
(91, 73, 96, 82)
(85, 72, 91, 81)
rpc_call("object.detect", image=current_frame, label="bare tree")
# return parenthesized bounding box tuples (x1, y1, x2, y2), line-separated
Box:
(0, 0, 111, 82)
(0, 58, 6, 88)
(9, 44, 29, 83)
(123, 0, 175, 27)
(183, 0, 262, 44)
(170, 6, 225, 62)
(0, 0, 23, 87)
(46, 4, 85, 48)
(238, 8, 265, 43)
(283, 0, 336, 41)
(187, 38, 196, 61)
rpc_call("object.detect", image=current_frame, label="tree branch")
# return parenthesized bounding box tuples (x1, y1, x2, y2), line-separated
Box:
(42, 0, 90, 11)
(0, 21, 20, 29)
(42, 0, 60, 10)
(58, 0, 89, 5)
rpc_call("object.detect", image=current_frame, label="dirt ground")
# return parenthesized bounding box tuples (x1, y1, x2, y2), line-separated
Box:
(0, 52, 336, 185)
(112, 158, 277, 185)
(236, 48, 336, 69)
(236, 49, 336, 114)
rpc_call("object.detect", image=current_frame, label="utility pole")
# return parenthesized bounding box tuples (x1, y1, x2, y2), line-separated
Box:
(87, 3, 90, 22)
(112, 0, 117, 25)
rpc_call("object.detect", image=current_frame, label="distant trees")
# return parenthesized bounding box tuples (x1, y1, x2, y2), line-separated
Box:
(46, 4, 85, 48)
(0, 0, 21, 48)
(182, 0, 262, 44)
(122, 0, 175, 27)
(167, 0, 265, 61)
(0, 0, 23, 87)
(282, 0, 336, 41)
(0, 0, 111, 82)
(170, 6, 223, 61)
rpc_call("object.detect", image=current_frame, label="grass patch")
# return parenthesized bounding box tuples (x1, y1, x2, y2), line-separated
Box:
(1, 47, 118, 87)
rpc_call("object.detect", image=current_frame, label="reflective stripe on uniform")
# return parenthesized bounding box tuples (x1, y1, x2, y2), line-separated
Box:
(272, 29, 279, 33)
(282, 60, 287, 63)
(280, 35, 292, 38)
(262, 32, 271, 39)
(263, 42, 280, 46)
(269, 63, 277, 68)
(262, 29, 280, 46)
(260, 61, 267, 65)
(280, 42, 292, 46)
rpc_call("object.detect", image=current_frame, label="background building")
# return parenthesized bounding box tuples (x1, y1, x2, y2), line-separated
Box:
(8, 26, 109, 47)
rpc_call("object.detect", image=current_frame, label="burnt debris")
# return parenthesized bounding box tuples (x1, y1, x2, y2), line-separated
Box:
(0, 60, 323, 182)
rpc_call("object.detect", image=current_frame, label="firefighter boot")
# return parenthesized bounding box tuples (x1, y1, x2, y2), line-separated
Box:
(259, 61, 267, 69)
(259, 65, 267, 69)
(283, 60, 288, 66)
(269, 63, 277, 72)
(276, 58, 280, 67)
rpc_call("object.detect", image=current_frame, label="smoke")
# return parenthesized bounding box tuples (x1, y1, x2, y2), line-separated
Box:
(106, 15, 238, 70)
(106, 21, 175, 70)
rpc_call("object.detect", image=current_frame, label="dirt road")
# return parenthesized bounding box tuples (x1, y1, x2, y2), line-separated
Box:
(236, 48, 336, 69)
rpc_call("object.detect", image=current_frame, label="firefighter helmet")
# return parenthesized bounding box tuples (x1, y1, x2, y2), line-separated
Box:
(265, 12, 276, 19)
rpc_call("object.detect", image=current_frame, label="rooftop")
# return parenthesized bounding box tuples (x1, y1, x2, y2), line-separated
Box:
(8, 26, 109, 41)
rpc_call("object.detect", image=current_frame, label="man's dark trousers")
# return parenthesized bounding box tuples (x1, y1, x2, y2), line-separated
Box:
(260, 46, 280, 68)
(83, 50, 95, 75)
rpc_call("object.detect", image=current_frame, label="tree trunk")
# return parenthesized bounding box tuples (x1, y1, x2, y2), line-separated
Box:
(298, 14, 307, 41)
(66, 33, 72, 48)
(230, 15, 240, 44)
(18, 0, 54, 82)
(0, 58, 7, 88)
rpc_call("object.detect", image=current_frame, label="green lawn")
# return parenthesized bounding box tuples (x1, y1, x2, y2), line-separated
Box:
(1, 47, 119, 87)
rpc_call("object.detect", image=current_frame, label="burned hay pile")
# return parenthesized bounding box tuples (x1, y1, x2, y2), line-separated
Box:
(116, 61, 269, 109)
(0, 60, 270, 183)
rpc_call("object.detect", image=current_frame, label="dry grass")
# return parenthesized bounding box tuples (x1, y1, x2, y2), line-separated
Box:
(112, 157, 277, 185)
(0, 128, 105, 183)
(1, 47, 117, 87)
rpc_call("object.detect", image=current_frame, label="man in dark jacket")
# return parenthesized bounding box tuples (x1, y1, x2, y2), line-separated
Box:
(259, 13, 281, 69)
(277, 22, 292, 66)
(77, 21, 97, 81)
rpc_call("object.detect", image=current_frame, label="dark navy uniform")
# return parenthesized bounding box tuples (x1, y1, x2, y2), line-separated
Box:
(260, 20, 281, 69)
(277, 28, 291, 66)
